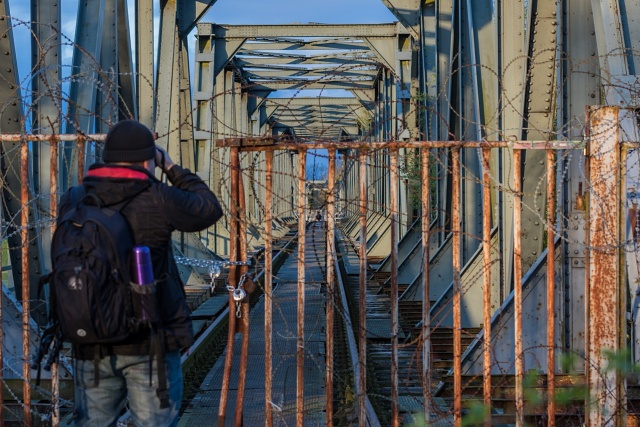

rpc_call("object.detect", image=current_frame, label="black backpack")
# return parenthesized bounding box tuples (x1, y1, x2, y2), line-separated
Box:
(50, 186, 138, 344)
(32, 186, 170, 408)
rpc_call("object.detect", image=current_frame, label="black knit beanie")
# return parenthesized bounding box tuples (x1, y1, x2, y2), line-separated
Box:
(102, 120, 156, 163)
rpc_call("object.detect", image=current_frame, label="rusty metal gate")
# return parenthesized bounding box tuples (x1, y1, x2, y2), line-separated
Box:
(0, 105, 638, 426)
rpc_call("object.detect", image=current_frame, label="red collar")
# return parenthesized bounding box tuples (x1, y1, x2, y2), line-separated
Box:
(87, 167, 149, 180)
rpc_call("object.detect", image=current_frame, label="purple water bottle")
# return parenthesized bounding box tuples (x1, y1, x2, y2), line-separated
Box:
(132, 246, 154, 321)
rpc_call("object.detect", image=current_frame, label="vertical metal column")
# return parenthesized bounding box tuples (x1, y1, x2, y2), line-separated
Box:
(390, 149, 399, 427)
(452, 148, 462, 426)
(546, 149, 556, 425)
(326, 150, 336, 427)
(135, 0, 154, 127)
(235, 158, 249, 427)
(421, 148, 431, 425)
(481, 147, 492, 426)
(587, 106, 624, 425)
(218, 147, 239, 427)
(50, 137, 59, 426)
(264, 150, 274, 427)
(513, 149, 524, 426)
(77, 137, 85, 182)
(20, 141, 31, 426)
(296, 150, 307, 427)
(358, 150, 368, 426)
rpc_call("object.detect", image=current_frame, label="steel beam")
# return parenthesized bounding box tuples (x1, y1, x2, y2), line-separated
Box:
(136, 0, 154, 127)
(587, 105, 625, 426)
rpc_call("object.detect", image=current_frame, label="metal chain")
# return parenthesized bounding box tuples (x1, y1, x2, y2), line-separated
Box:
(174, 256, 251, 268)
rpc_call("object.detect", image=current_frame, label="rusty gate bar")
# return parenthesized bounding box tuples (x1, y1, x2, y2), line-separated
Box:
(481, 147, 492, 427)
(50, 137, 60, 427)
(264, 150, 274, 427)
(77, 136, 85, 184)
(296, 149, 307, 427)
(587, 106, 624, 425)
(546, 149, 556, 425)
(326, 149, 336, 427)
(420, 148, 431, 424)
(358, 150, 368, 426)
(235, 162, 250, 427)
(513, 149, 524, 426)
(215, 138, 583, 151)
(452, 148, 462, 426)
(3, 133, 628, 424)
(389, 149, 399, 427)
(217, 147, 239, 427)
(20, 140, 32, 426)
(583, 107, 592, 426)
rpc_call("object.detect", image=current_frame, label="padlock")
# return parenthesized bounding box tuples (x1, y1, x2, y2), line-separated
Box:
(232, 288, 246, 302)
(208, 264, 221, 279)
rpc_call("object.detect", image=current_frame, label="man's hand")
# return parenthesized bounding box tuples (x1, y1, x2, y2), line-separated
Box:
(155, 146, 175, 172)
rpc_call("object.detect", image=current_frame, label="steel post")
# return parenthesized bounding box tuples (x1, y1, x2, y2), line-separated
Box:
(326, 150, 336, 427)
(358, 150, 368, 426)
(296, 150, 307, 427)
(513, 149, 523, 427)
(390, 149, 399, 427)
(264, 150, 273, 427)
(481, 147, 492, 426)
(421, 148, 431, 425)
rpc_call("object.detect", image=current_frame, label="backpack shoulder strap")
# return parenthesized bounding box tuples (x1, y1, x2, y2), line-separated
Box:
(68, 185, 86, 208)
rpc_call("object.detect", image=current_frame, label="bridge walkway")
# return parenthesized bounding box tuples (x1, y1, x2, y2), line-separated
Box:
(179, 221, 329, 426)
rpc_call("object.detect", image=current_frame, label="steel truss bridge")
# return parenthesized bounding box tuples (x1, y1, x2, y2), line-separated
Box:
(1, 0, 640, 426)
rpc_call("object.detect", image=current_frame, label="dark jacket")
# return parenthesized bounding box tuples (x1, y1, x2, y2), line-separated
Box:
(58, 163, 223, 359)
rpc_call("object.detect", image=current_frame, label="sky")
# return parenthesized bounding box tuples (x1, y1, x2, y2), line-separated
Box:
(205, 0, 396, 24)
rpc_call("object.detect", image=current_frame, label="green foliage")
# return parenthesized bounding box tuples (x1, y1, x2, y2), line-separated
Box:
(461, 401, 488, 426)
(399, 150, 437, 220)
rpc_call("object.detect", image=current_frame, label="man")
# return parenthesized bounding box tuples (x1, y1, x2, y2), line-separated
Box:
(60, 120, 223, 426)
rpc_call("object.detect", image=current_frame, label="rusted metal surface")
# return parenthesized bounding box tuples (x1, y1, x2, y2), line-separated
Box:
(326, 149, 336, 427)
(421, 148, 431, 425)
(389, 149, 399, 427)
(0, 134, 107, 142)
(218, 148, 239, 427)
(452, 148, 462, 426)
(264, 150, 274, 427)
(296, 150, 307, 427)
(3, 120, 633, 424)
(358, 150, 367, 426)
(584, 107, 593, 426)
(546, 149, 556, 426)
(587, 106, 624, 425)
(234, 157, 249, 427)
(77, 136, 85, 184)
(513, 149, 524, 426)
(50, 136, 60, 426)
(214, 137, 583, 151)
(20, 141, 32, 426)
(481, 147, 492, 426)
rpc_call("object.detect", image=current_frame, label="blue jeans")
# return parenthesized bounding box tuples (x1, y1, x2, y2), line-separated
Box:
(73, 351, 183, 427)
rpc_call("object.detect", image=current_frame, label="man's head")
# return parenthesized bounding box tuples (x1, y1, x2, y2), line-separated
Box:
(103, 120, 156, 164)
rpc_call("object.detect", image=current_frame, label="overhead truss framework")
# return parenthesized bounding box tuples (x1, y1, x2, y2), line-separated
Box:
(197, 22, 412, 141)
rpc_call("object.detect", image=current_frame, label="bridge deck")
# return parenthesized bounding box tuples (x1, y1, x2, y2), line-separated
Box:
(179, 221, 329, 426)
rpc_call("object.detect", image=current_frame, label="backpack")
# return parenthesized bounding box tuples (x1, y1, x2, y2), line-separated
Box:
(32, 186, 170, 408)
(50, 186, 139, 344)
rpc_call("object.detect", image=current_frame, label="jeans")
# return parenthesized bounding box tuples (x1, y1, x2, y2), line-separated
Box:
(73, 351, 183, 427)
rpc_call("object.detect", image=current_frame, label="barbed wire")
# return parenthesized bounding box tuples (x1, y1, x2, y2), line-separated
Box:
(1, 16, 640, 425)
